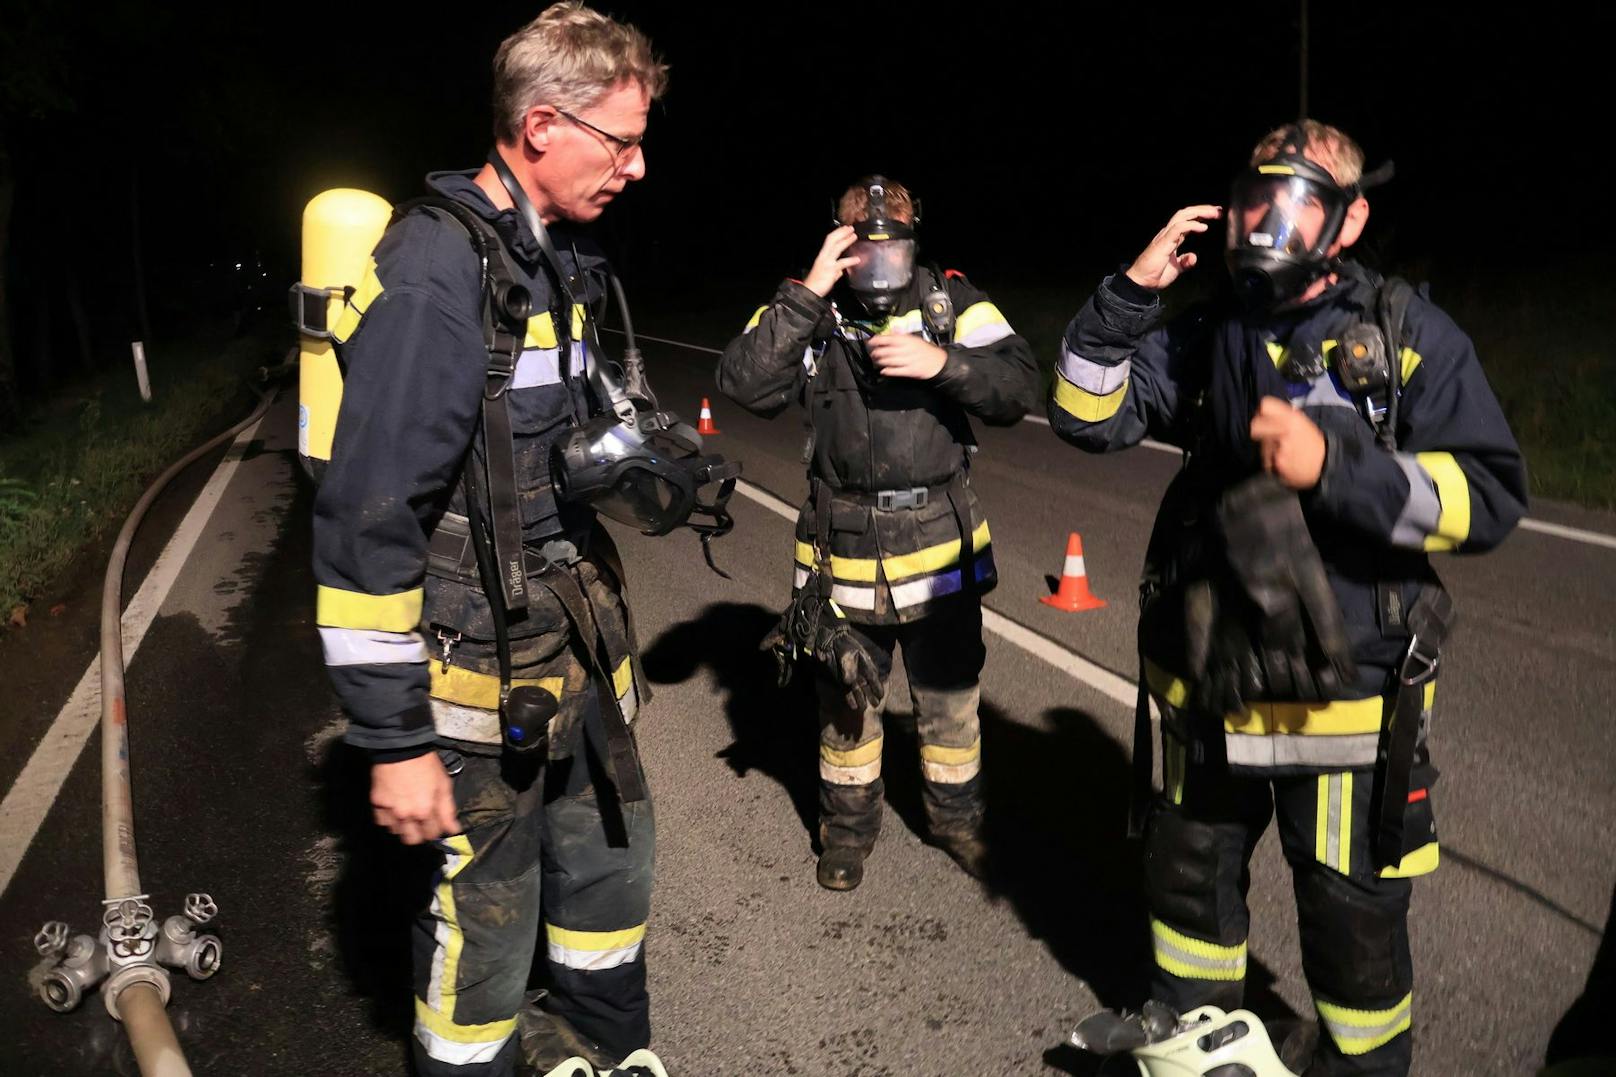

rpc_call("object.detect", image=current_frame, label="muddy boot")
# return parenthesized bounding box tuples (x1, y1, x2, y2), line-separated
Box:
(929, 826, 989, 880)
(816, 845, 869, 891)
(518, 991, 617, 1074)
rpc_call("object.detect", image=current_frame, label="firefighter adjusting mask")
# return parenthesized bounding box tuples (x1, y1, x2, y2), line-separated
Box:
(1225, 127, 1391, 310)
(840, 179, 918, 315)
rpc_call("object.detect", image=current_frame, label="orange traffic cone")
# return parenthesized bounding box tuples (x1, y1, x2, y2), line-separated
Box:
(696, 397, 721, 435)
(1040, 532, 1107, 612)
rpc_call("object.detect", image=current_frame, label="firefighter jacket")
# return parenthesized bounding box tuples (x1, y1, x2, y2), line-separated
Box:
(717, 271, 1040, 625)
(1048, 267, 1527, 772)
(312, 171, 640, 757)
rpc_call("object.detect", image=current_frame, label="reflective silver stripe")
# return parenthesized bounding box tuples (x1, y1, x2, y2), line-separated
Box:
(1224, 732, 1380, 769)
(889, 550, 997, 609)
(956, 321, 1014, 348)
(1390, 452, 1442, 549)
(802, 347, 818, 376)
(618, 680, 638, 724)
(921, 758, 981, 783)
(546, 938, 644, 971)
(1057, 341, 1130, 395)
(1325, 774, 1344, 871)
(1317, 994, 1413, 1055)
(413, 1024, 514, 1066)
(429, 699, 502, 745)
(1151, 919, 1248, 981)
(319, 627, 428, 667)
(511, 344, 585, 389)
(793, 566, 811, 591)
(829, 583, 878, 611)
(1294, 374, 1357, 411)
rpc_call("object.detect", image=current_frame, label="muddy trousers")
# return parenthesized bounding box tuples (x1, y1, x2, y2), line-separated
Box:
(817, 597, 987, 852)
(411, 737, 655, 1077)
(1144, 733, 1440, 1077)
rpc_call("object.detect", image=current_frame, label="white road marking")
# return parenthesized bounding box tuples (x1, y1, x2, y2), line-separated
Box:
(0, 414, 268, 898)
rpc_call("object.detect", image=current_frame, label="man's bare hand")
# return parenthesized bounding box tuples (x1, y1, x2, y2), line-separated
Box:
(1124, 205, 1222, 291)
(1250, 396, 1327, 490)
(371, 752, 460, 846)
(868, 333, 948, 380)
(803, 226, 861, 297)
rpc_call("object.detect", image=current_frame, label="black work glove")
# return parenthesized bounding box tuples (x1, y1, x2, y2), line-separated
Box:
(1186, 474, 1357, 713)
(761, 585, 884, 712)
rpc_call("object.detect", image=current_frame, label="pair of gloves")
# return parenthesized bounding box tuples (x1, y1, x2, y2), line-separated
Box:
(1183, 474, 1358, 716)
(762, 584, 884, 713)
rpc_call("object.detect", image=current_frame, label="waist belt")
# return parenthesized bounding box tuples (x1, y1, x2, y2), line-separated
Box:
(825, 478, 956, 512)
(1370, 586, 1453, 869)
(427, 510, 585, 585)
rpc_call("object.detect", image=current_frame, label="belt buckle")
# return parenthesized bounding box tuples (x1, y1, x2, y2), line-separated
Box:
(909, 486, 929, 509)
(876, 490, 896, 512)
(1399, 632, 1440, 686)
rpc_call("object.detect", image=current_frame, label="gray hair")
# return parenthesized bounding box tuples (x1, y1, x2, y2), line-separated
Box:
(492, 3, 668, 144)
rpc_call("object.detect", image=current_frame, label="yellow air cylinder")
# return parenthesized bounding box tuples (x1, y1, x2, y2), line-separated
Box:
(295, 188, 392, 479)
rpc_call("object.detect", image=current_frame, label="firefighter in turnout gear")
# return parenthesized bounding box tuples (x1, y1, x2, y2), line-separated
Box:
(310, 7, 678, 1074)
(1046, 121, 1526, 1075)
(717, 177, 1040, 892)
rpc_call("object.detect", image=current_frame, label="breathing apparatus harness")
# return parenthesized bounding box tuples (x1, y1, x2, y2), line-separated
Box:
(399, 155, 736, 776)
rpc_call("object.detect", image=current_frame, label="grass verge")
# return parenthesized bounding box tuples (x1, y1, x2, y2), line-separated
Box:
(0, 321, 287, 624)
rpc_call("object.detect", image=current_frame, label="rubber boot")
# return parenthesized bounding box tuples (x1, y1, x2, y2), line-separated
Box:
(929, 826, 990, 880)
(816, 846, 868, 891)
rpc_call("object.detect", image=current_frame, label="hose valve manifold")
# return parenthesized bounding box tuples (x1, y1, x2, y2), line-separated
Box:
(30, 892, 222, 1017)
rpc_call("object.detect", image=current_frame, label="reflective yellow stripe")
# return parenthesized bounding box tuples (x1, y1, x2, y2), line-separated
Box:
(1151, 918, 1247, 982)
(1316, 775, 1331, 864)
(882, 521, 991, 582)
(612, 658, 634, 700)
(1316, 993, 1413, 1055)
(1145, 662, 1191, 708)
(1400, 346, 1422, 384)
(1416, 452, 1471, 551)
(414, 1001, 517, 1044)
(821, 738, 883, 769)
(1164, 737, 1186, 806)
(431, 834, 476, 1022)
(796, 522, 990, 585)
(1266, 341, 1287, 368)
(1053, 376, 1127, 422)
(954, 300, 1009, 340)
(429, 666, 565, 710)
(1258, 164, 1297, 176)
(1225, 698, 1384, 737)
(1380, 841, 1440, 878)
(1148, 661, 1435, 739)
(523, 305, 589, 350)
(545, 923, 647, 953)
(316, 585, 423, 632)
(920, 738, 980, 766)
(743, 305, 768, 331)
(331, 258, 382, 343)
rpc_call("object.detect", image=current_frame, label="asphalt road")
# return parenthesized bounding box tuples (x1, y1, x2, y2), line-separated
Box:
(0, 330, 1611, 1076)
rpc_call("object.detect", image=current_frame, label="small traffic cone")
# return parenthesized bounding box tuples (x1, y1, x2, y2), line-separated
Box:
(696, 397, 721, 435)
(1040, 532, 1106, 612)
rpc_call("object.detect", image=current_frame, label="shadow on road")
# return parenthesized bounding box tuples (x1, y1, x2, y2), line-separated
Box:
(641, 600, 1297, 1068)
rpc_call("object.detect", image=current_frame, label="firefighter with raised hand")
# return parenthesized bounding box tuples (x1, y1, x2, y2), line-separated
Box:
(1047, 121, 1527, 1075)
(717, 177, 1039, 892)
(309, 5, 695, 1075)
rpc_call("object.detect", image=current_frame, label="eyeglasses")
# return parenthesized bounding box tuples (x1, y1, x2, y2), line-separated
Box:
(555, 107, 644, 164)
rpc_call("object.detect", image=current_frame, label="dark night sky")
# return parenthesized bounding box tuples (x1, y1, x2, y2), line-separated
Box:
(7, 2, 1611, 329)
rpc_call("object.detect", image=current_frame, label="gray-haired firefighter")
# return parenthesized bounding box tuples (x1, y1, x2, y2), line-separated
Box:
(717, 177, 1040, 891)
(1047, 121, 1527, 1075)
(308, 8, 734, 1075)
